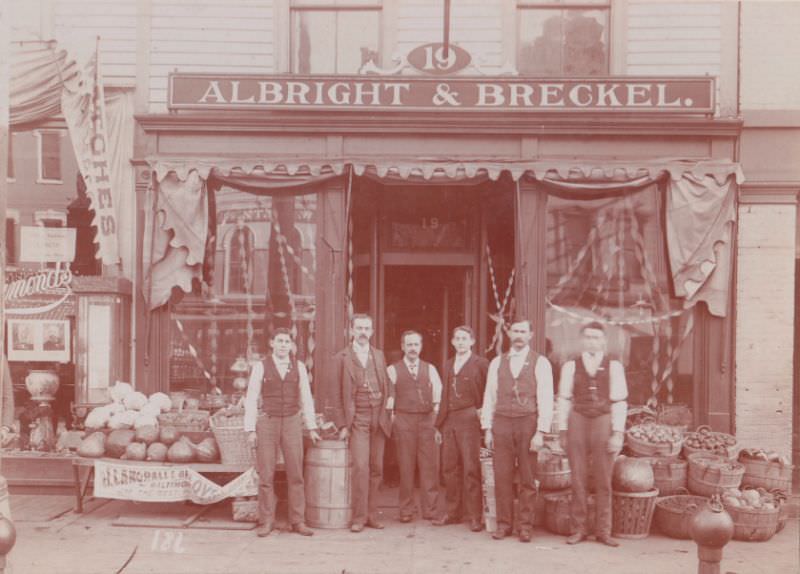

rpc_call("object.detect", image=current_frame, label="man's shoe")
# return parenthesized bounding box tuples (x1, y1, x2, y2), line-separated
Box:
(292, 523, 314, 536)
(469, 519, 483, 532)
(596, 535, 620, 547)
(566, 532, 587, 545)
(256, 523, 273, 537)
(365, 518, 385, 530)
(518, 529, 532, 543)
(491, 527, 512, 540)
(398, 515, 413, 523)
(350, 522, 365, 533)
(422, 513, 436, 521)
(432, 515, 460, 526)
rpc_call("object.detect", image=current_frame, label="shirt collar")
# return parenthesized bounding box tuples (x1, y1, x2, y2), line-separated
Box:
(404, 357, 419, 370)
(582, 351, 603, 362)
(272, 354, 291, 365)
(352, 341, 370, 355)
(509, 346, 530, 359)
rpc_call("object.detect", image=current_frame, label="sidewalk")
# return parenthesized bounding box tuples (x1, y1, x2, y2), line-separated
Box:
(7, 488, 799, 574)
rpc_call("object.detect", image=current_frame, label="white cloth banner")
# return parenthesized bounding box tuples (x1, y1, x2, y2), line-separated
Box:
(61, 51, 120, 265)
(94, 460, 258, 505)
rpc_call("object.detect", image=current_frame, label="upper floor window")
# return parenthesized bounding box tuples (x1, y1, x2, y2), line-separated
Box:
(36, 130, 63, 183)
(5, 211, 19, 266)
(518, 0, 610, 76)
(6, 133, 14, 181)
(291, 0, 381, 74)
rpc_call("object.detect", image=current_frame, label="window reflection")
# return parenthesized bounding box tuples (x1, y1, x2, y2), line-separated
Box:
(292, 9, 380, 74)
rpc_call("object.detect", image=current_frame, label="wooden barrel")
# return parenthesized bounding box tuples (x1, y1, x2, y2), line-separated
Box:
(537, 453, 571, 491)
(304, 440, 352, 529)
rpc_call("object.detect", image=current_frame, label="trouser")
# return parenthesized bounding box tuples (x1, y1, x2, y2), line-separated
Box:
(567, 411, 614, 537)
(255, 412, 305, 526)
(394, 411, 439, 519)
(493, 413, 538, 533)
(440, 406, 482, 522)
(350, 405, 385, 526)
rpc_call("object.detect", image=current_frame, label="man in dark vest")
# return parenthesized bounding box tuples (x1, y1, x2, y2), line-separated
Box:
(387, 330, 442, 523)
(558, 321, 628, 547)
(245, 328, 320, 537)
(330, 314, 394, 532)
(433, 325, 488, 532)
(481, 318, 554, 542)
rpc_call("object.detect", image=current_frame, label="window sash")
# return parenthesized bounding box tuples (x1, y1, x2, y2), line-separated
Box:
(37, 131, 62, 182)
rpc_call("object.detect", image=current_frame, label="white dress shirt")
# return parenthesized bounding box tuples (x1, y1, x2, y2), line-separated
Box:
(453, 351, 472, 375)
(243, 356, 318, 432)
(352, 341, 370, 368)
(557, 352, 628, 433)
(386, 358, 443, 411)
(481, 346, 554, 432)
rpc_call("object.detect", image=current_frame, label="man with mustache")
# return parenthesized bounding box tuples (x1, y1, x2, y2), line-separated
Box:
(330, 314, 394, 532)
(386, 330, 442, 523)
(481, 319, 554, 542)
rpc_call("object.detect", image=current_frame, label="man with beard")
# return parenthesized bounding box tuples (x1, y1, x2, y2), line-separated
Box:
(386, 330, 442, 523)
(558, 321, 628, 547)
(481, 319, 554, 542)
(330, 314, 394, 532)
(433, 326, 488, 532)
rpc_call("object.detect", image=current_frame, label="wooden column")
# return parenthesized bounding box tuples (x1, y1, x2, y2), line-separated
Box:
(515, 178, 548, 353)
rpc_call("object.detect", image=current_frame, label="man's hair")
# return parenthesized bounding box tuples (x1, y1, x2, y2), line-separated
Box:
(350, 313, 373, 327)
(581, 321, 606, 334)
(452, 325, 475, 339)
(509, 318, 532, 331)
(270, 327, 293, 340)
(401, 330, 422, 345)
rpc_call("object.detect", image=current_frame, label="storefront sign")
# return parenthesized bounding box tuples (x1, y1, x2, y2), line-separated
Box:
(94, 460, 258, 504)
(4, 268, 72, 301)
(169, 75, 714, 114)
(20, 226, 76, 262)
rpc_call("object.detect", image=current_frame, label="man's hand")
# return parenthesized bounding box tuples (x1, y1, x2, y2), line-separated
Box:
(530, 430, 545, 452)
(484, 429, 493, 450)
(434, 429, 442, 445)
(309, 429, 321, 445)
(559, 430, 568, 452)
(607, 431, 624, 454)
(246, 431, 257, 449)
(338, 427, 350, 441)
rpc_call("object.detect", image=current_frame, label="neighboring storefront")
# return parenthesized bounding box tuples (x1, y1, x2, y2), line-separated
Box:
(134, 63, 742, 434)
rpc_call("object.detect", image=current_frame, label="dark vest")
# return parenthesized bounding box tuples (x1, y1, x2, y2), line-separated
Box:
(261, 358, 300, 417)
(496, 351, 539, 418)
(572, 354, 612, 418)
(448, 356, 480, 412)
(394, 360, 433, 414)
(352, 349, 383, 409)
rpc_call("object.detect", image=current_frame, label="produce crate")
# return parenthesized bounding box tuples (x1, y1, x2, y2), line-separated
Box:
(687, 452, 744, 497)
(653, 491, 707, 539)
(157, 410, 210, 433)
(611, 488, 659, 539)
(722, 502, 780, 542)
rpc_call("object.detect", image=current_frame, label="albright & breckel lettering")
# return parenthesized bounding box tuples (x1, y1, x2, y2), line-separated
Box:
(169, 75, 715, 113)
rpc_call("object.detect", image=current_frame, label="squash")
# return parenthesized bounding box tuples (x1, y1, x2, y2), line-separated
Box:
(77, 431, 106, 458)
(195, 437, 220, 463)
(612, 455, 655, 493)
(108, 410, 137, 430)
(106, 429, 136, 458)
(159, 426, 180, 446)
(167, 440, 195, 463)
(123, 391, 148, 411)
(122, 442, 147, 461)
(146, 442, 169, 462)
(110, 382, 134, 404)
(135, 425, 160, 445)
(148, 392, 173, 413)
(134, 414, 159, 430)
(84, 406, 112, 430)
(139, 403, 162, 419)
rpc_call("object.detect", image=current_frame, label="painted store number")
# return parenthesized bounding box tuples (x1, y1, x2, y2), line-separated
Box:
(422, 217, 440, 230)
(151, 529, 186, 554)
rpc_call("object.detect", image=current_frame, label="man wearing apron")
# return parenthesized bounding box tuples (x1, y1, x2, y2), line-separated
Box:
(558, 321, 628, 547)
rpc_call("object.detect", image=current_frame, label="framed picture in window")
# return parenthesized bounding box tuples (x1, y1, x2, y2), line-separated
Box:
(6, 318, 71, 363)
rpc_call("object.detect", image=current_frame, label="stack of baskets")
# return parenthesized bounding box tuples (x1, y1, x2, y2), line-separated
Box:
(687, 452, 744, 497)
(649, 457, 688, 496)
(653, 489, 707, 539)
(210, 408, 255, 466)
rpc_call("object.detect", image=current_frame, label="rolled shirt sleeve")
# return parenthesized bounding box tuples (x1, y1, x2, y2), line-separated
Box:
(243, 361, 263, 433)
(428, 364, 443, 408)
(535, 355, 554, 433)
(480, 356, 501, 430)
(385, 365, 397, 410)
(609, 360, 629, 433)
(557, 360, 576, 432)
(297, 362, 318, 430)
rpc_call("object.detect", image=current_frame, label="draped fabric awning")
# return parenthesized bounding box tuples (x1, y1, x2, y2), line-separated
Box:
(143, 156, 743, 318)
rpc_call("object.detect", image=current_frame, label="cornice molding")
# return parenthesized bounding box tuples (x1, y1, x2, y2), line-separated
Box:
(739, 181, 799, 205)
(135, 112, 743, 138)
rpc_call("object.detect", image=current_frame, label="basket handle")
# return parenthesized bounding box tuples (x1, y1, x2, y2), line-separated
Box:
(695, 425, 713, 434)
(673, 486, 690, 496)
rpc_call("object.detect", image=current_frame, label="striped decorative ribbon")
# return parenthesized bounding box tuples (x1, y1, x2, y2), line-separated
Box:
(173, 318, 214, 384)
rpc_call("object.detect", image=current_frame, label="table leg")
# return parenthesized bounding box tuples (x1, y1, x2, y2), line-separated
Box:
(73, 464, 84, 514)
(81, 467, 94, 504)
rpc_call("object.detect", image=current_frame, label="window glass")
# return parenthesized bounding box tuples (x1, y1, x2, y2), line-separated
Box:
(545, 186, 696, 409)
(5, 218, 15, 265)
(7, 135, 13, 180)
(170, 189, 318, 394)
(39, 131, 62, 181)
(292, 9, 380, 73)
(518, 8, 609, 76)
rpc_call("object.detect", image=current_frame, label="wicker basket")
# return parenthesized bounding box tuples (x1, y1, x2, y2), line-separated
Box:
(687, 453, 744, 497)
(650, 457, 688, 496)
(739, 458, 793, 492)
(210, 411, 255, 466)
(611, 488, 659, 539)
(626, 423, 683, 458)
(682, 426, 740, 461)
(656, 404, 693, 430)
(653, 490, 707, 539)
(537, 453, 571, 491)
(723, 502, 780, 542)
(232, 497, 258, 523)
(157, 410, 210, 433)
(543, 490, 596, 536)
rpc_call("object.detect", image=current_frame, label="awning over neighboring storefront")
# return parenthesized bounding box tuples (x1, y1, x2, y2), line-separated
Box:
(143, 157, 742, 318)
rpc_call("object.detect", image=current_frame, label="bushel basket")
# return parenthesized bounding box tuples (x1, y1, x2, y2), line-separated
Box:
(722, 502, 780, 542)
(653, 490, 707, 539)
(739, 458, 793, 492)
(650, 457, 688, 496)
(536, 453, 571, 491)
(210, 409, 255, 466)
(682, 425, 740, 460)
(611, 488, 659, 539)
(687, 452, 744, 497)
(626, 422, 683, 458)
